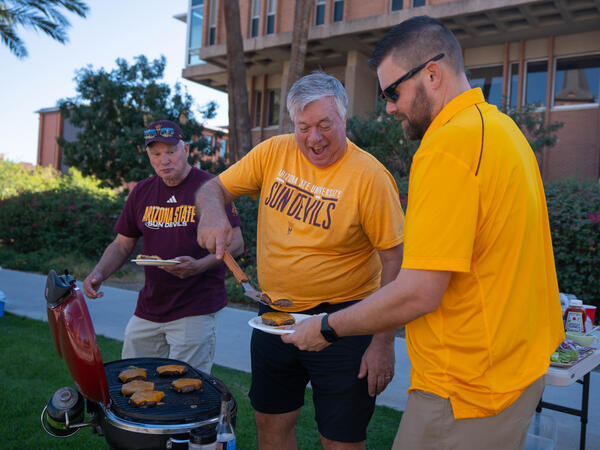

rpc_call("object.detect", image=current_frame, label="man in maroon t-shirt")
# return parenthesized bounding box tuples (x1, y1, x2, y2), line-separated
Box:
(83, 120, 243, 373)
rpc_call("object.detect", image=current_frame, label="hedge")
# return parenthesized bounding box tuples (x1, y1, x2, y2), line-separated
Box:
(0, 160, 598, 308)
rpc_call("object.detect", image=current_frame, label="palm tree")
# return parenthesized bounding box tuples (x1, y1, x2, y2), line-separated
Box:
(278, 0, 312, 134)
(223, 0, 252, 162)
(0, 0, 88, 59)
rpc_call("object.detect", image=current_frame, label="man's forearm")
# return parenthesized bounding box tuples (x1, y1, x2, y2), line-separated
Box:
(195, 178, 229, 220)
(91, 240, 131, 282)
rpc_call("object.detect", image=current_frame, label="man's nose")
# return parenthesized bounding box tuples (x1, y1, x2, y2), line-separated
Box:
(307, 128, 322, 143)
(385, 101, 396, 115)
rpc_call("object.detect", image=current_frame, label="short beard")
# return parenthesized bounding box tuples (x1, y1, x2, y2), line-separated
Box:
(403, 83, 433, 141)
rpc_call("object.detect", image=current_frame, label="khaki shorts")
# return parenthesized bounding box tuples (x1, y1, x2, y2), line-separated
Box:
(122, 313, 218, 374)
(393, 376, 545, 450)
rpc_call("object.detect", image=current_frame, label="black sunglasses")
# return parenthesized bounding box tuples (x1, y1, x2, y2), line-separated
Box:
(379, 53, 445, 102)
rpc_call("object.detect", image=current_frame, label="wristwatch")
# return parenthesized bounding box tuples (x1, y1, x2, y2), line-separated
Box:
(320, 314, 340, 343)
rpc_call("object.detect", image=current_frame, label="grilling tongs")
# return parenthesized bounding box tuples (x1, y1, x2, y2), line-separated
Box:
(222, 250, 293, 307)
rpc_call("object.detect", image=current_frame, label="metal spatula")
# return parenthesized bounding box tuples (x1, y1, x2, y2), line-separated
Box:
(222, 250, 293, 307)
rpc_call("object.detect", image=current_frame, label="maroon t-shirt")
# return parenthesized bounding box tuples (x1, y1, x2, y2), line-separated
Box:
(115, 167, 241, 322)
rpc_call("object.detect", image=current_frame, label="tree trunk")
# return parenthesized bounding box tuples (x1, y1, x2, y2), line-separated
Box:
(279, 0, 313, 134)
(224, 0, 252, 161)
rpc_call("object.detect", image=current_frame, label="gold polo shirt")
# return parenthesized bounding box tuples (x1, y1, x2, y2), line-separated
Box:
(403, 88, 564, 419)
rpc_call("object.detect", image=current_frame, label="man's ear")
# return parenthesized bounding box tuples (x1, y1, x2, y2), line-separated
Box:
(425, 62, 442, 90)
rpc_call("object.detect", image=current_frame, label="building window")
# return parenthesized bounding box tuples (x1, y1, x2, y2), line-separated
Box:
(554, 54, 600, 107)
(267, 89, 281, 126)
(251, 0, 260, 37)
(188, 0, 204, 65)
(333, 0, 344, 22)
(524, 60, 548, 107)
(468, 65, 503, 107)
(315, 0, 325, 26)
(209, 0, 218, 45)
(412, 0, 425, 6)
(508, 63, 519, 108)
(266, 0, 276, 34)
(220, 139, 227, 158)
(253, 91, 262, 127)
(391, 0, 403, 10)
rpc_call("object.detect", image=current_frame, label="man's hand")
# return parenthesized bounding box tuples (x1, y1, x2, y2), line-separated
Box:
(358, 335, 395, 396)
(83, 272, 104, 299)
(159, 256, 202, 279)
(281, 315, 331, 351)
(196, 215, 233, 259)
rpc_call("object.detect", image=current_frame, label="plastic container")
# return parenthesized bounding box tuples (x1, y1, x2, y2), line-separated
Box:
(0, 290, 6, 317)
(189, 427, 217, 449)
(564, 299, 586, 333)
(525, 413, 556, 450)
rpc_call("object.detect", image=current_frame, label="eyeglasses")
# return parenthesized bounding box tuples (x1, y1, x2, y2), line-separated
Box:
(379, 53, 445, 103)
(144, 127, 176, 140)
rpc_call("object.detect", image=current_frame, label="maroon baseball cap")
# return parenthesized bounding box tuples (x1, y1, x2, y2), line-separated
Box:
(143, 120, 185, 146)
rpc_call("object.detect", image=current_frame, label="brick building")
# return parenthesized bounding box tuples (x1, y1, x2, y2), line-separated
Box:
(36, 107, 229, 173)
(178, 0, 600, 181)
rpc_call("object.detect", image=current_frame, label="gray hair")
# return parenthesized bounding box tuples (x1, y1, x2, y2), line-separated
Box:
(287, 72, 348, 122)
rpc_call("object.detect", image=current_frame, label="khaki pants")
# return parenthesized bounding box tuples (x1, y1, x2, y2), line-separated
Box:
(393, 376, 545, 450)
(122, 313, 218, 374)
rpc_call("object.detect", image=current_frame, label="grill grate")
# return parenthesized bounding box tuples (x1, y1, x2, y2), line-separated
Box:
(105, 358, 222, 424)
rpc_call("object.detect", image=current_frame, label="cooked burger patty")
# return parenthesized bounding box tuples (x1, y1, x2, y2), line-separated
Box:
(261, 312, 296, 326)
(171, 378, 203, 393)
(129, 390, 164, 408)
(118, 367, 147, 383)
(121, 380, 155, 396)
(156, 364, 188, 376)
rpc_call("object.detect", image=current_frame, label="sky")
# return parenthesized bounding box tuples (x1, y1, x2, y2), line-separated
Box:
(0, 0, 228, 165)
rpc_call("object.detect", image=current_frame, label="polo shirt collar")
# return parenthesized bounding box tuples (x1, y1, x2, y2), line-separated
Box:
(422, 88, 485, 142)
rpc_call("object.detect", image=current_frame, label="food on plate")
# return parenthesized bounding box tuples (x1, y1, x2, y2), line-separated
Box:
(121, 380, 155, 396)
(261, 312, 296, 327)
(118, 367, 147, 383)
(157, 364, 188, 376)
(551, 349, 579, 364)
(136, 254, 163, 260)
(129, 390, 165, 408)
(171, 378, 203, 393)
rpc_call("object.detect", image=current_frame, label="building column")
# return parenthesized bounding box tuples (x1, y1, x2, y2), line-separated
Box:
(344, 50, 377, 119)
(278, 59, 291, 130)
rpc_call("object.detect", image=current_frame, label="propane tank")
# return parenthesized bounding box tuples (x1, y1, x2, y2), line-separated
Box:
(41, 387, 84, 437)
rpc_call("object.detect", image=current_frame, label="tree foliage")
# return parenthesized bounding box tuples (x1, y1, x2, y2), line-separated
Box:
(0, 0, 88, 58)
(346, 100, 419, 180)
(58, 55, 217, 188)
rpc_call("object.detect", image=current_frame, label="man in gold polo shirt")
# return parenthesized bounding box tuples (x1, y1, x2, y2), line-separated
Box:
(284, 16, 565, 449)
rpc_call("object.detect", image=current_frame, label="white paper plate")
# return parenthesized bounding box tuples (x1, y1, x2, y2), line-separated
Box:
(131, 259, 181, 266)
(248, 313, 312, 335)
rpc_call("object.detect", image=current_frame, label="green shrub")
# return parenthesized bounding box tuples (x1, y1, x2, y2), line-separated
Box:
(0, 163, 124, 258)
(545, 179, 600, 307)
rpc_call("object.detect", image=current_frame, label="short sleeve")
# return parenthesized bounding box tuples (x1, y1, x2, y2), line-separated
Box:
(220, 140, 271, 199)
(359, 168, 405, 251)
(114, 185, 142, 239)
(402, 150, 479, 272)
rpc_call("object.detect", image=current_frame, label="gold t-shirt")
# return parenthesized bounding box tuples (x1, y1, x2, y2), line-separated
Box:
(403, 89, 564, 419)
(220, 134, 404, 311)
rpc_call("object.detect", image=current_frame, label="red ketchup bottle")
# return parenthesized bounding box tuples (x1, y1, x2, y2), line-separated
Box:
(564, 299, 586, 333)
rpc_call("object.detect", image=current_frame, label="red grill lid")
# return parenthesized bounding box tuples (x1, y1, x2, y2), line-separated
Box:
(46, 284, 109, 406)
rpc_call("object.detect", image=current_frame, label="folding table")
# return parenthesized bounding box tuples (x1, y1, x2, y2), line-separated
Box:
(537, 349, 600, 450)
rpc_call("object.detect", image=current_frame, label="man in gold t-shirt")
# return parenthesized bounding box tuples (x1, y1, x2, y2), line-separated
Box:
(285, 16, 565, 450)
(196, 73, 404, 449)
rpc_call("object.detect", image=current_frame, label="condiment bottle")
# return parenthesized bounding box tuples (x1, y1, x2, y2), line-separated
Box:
(188, 427, 217, 449)
(216, 393, 236, 450)
(564, 298, 586, 333)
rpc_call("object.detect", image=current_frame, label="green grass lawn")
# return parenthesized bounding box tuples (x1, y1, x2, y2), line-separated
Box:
(0, 313, 402, 449)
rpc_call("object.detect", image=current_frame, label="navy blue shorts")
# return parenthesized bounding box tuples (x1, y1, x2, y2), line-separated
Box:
(248, 301, 375, 443)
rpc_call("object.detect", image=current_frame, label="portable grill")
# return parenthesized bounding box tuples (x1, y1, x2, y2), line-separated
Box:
(41, 269, 236, 450)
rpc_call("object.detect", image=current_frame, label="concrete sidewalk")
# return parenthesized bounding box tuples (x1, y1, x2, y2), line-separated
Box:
(1, 267, 598, 449)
